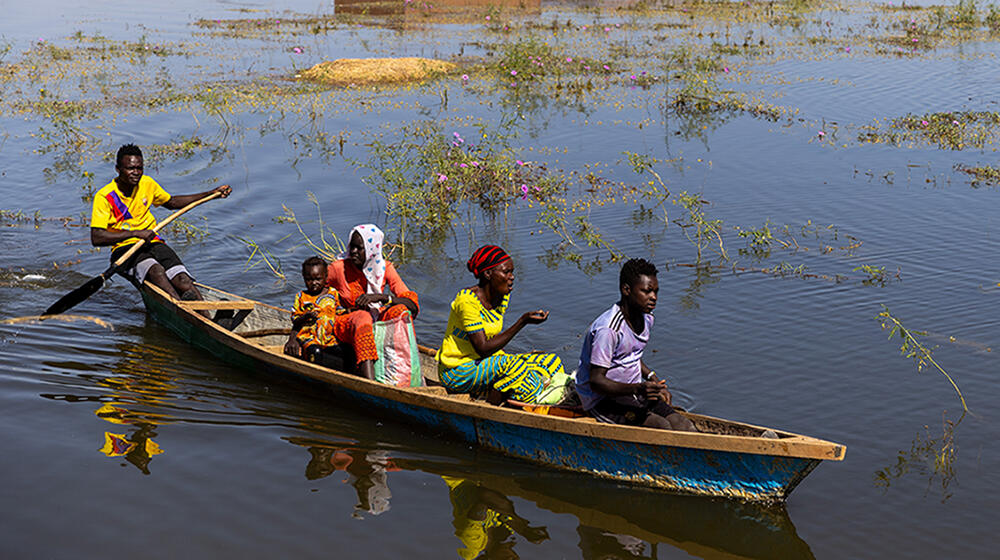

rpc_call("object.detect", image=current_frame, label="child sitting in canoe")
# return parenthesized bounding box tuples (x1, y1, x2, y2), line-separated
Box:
(284, 256, 348, 366)
(574, 258, 696, 431)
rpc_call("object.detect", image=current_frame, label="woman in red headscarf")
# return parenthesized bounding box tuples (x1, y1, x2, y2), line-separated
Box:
(435, 245, 565, 403)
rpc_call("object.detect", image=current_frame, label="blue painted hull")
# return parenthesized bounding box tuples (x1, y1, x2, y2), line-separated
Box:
(141, 285, 837, 502)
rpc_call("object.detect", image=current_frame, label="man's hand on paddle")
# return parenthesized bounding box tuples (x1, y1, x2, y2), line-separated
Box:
(212, 184, 232, 198)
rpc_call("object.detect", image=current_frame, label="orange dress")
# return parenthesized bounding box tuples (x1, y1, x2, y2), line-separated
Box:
(292, 289, 343, 349)
(325, 259, 420, 364)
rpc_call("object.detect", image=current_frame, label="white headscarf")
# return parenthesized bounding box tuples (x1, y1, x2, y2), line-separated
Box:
(345, 223, 386, 308)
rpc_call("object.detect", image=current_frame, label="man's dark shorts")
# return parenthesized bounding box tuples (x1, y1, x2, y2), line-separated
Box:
(589, 394, 677, 426)
(110, 242, 190, 284)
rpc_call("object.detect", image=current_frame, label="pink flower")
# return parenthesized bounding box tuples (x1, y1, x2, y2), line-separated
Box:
(459, 163, 468, 168)
(520, 184, 529, 200)
(723, 67, 730, 73)
(630, 74, 637, 80)
(818, 131, 825, 137)
(511, 70, 517, 76)
(470, 161, 479, 167)
(461, 74, 469, 81)
(516, 160, 526, 166)
(566, 57, 573, 62)
(437, 173, 448, 182)
(845, 46, 851, 53)
(292, 47, 302, 54)
(485, 15, 491, 20)
(921, 120, 929, 126)
(952, 120, 960, 125)
(603, 65, 610, 70)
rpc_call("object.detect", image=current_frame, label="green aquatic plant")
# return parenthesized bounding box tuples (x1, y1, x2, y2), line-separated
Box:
(735, 220, 775, 257)
(858, 111, 1000, 150)
(672, 191, 727, 264)
(956, 164, 1000, 187)
(276, 192, 348, 262)
(358, 115, 560, 257)
(164, 216, 210, 243)
(235, 235, 286, 283)
(876, 305, 968, 412)
(935, 0, 980, 27)
(987, 3, 1000, 29)
(854, 264, 892, 286)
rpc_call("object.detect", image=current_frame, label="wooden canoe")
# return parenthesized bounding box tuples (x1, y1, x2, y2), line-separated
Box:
(139, 282, 845, 502)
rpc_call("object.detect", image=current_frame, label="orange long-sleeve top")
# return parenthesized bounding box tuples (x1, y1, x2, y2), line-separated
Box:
(325, 258, 419, 311)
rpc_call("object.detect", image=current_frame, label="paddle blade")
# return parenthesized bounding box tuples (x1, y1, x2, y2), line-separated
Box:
(43, 275, 106, 316)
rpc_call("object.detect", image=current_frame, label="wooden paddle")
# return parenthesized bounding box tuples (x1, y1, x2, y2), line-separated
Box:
(42, 191, 222, 316)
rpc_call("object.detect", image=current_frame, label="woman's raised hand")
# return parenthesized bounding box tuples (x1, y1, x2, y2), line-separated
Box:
(520, 310, 549, 325)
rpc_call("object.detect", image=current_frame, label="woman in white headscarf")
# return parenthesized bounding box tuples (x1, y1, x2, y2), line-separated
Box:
(322, 224, 419, 380)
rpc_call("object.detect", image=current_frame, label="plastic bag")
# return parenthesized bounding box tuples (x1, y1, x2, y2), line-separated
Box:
(372, 313, 423, 387)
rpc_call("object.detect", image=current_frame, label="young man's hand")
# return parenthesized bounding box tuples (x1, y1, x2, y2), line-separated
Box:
(637, 379, 667, 400)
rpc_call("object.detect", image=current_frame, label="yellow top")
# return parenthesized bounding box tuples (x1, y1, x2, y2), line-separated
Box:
(90, 176, 171, 250)
(436, 288, 508, 372)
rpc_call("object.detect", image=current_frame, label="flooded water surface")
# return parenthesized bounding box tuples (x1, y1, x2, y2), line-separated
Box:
(1, 0, 999, 557)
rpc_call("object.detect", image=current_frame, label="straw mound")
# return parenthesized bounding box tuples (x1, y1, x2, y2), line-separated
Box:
(299, 57, 456, 86)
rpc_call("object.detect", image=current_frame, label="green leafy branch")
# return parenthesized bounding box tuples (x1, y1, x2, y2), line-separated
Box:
(876, 305, 968, 412)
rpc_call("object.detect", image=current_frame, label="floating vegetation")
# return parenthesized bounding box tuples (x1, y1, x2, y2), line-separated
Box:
(876, 305, 968, 412)
(672, 191, 726, 264)
(875, 411, 963, 503)
(236, 236, 286, 283)
(858, 111, 1000, 150)
(956, 164, 1000, 187)
(163, 216, 210, 244)
(854, 264, 901, 287)
(0, 209, 43, 227)
(298, 58, 456, 87)
(194, 14, 341, 39)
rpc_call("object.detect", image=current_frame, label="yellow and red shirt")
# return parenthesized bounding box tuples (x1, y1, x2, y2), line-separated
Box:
(90, 176, 172, 250)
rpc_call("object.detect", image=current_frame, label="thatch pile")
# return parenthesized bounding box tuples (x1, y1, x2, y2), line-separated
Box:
(298, 57, 456, 86)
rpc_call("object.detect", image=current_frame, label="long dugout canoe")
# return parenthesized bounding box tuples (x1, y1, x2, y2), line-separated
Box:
(139, 282, 845, 502)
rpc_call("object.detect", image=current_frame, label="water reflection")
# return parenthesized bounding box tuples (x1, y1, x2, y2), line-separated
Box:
(441, 475, 550, 559)
(96, 404, 164, 475)
(304, 446, 397, 518)
(285, 435, 814, 560)
(875, 411, 964, 503)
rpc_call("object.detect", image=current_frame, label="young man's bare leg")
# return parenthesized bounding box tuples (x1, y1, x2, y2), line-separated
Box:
(170, 272, 202, 301)
(145, 265, 180, 299)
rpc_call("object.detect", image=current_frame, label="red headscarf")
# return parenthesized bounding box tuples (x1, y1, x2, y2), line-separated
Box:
(467, 245, 510, 278)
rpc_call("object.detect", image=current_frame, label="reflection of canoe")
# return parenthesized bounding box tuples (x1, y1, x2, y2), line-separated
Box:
(140, 282, 846, 502)
(286, 433, 815, 560)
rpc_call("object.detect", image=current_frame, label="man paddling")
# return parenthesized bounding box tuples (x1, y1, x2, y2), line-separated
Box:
(90, 143, 231, 300)
(575, 258, 696, 431)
